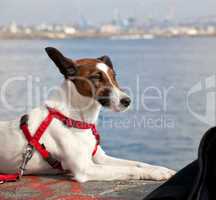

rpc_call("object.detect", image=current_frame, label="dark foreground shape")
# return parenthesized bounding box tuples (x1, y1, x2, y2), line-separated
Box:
(0, 176, 162, 200)
(144, 127, 216, 200)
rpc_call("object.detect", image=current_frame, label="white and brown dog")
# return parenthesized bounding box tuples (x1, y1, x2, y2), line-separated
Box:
(0, 47, 175, 182)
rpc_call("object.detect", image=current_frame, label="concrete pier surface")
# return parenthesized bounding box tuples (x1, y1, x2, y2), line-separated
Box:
(0, 175, 162, 200)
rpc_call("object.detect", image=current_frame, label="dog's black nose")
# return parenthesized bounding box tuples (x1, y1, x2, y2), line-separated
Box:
(120, 97, 131, 107)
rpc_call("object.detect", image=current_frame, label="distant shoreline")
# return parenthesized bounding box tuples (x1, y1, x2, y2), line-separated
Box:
(0, 31, 216, 40)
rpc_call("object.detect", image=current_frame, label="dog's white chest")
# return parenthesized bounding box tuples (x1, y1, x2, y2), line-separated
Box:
(72, 128, 97, 152)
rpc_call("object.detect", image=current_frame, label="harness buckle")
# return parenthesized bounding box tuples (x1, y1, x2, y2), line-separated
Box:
(45, 153, 62, 170)
(63, 118, 74, 127)
(20, 114, 29, 127)
(19, 144, 34, 179)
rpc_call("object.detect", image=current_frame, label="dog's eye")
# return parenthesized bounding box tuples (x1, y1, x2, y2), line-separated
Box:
(89, 73, 102, 81)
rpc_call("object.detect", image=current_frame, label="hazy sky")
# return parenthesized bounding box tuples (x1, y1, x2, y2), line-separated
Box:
(0, 0, 216, 25)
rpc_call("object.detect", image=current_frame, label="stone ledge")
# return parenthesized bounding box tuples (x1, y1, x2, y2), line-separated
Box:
(0, 175, 163, 200)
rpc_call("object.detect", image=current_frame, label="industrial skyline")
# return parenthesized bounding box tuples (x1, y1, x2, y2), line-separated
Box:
(0, 0, 216, 25)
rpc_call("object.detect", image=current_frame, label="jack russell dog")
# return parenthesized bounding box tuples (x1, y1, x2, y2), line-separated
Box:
(0, 47, 175, 183)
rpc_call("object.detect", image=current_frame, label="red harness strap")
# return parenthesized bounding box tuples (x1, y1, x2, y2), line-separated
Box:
(20, 113, 63, 170)
(0, 106, 100, 183)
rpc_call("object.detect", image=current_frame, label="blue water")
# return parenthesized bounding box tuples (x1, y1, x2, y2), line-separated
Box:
(0, 37, 216, 170)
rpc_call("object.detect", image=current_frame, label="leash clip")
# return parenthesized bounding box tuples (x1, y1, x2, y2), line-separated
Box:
(19, 144, 34, 179)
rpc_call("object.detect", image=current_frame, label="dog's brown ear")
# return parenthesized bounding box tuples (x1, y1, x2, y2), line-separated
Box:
(45, 47, 76, 78)
(97, 55, 113, 69)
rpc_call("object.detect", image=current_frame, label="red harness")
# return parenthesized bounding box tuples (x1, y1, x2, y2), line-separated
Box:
(0, 106, 100, 183)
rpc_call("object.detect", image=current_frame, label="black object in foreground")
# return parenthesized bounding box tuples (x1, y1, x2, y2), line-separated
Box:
(144, 127, 216, 200)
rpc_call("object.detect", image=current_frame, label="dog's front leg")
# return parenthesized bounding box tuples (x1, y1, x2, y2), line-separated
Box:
(63, 152, 173, 182)
(93, 146, 175, 179)
(72, 163, 173, 182)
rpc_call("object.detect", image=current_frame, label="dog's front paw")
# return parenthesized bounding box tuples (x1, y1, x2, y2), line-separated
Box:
(148, 166, 176, 181)
(139, 166, 176, 181)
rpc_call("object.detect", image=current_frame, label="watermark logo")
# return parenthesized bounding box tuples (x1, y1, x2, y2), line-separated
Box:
(0, 74, 176, 129)
(187, 75, 216, 126)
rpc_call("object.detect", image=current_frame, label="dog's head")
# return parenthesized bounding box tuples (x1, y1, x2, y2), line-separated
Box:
(45, 47, 131, 112)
